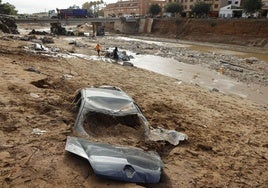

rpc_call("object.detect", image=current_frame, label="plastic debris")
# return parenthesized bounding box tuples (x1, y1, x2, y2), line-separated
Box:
(30, 93, 40, 98)
(149, 128, 188, 146)
(32, 128, 46, 135)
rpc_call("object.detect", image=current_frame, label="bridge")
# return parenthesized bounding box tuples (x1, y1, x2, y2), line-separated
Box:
(15, 17, 138, 24)
(14, 17, 140, 35)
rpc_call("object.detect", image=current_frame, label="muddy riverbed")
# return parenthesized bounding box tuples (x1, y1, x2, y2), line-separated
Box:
(0, 24, 267, 187)
(17, 24, 268, 104)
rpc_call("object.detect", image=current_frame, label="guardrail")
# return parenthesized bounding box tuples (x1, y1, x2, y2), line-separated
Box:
(15, 17, 123, 24)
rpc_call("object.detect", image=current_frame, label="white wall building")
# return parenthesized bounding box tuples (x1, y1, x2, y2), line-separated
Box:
(219, 4, 242, 18)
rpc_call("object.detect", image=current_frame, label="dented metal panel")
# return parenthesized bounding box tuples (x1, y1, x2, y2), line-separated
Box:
(65, 136, 164, 183)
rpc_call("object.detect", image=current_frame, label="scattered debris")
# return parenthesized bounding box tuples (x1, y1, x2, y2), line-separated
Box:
(33, 43, 48, 51)
(31, 78, 55, 89)
(24, 67, 41, 74)
(220, 60, 251, 71)
(50, 47, 60, 52)
(31, 39, 43, 44)
(29, 29, 49, 35)
(32, 128, 46, 135)
(50, 23, 67, 35)
(105, 50, 132, 61)
(211, 88, 219, 92)
(62, 74, 73, 80)
(41, 36, 54, 44)
(24, 67, 50, 76)
(30, 93, 40, 98)
(65, 136, 164, 183)
(149, 128, 188, 146)
(123, 62, 134, 67)
(245, 57, 259, 64)
(50, 23, 75, 36)
(68, 40, 86, 48)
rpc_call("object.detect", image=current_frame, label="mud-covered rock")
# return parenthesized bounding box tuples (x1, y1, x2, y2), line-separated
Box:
(41, 36, 54, 44)
(29, 29, 49, 35)
(50, 23, 67, 35)
(0, 15, 19, 34)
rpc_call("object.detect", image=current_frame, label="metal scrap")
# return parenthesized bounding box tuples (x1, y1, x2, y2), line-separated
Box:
(65, 136, 164, 183)
(73, 85, 188, 146)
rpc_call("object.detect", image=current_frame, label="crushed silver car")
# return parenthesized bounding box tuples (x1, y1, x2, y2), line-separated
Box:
(73, 86, 188, 145)
(65, 136, 164, 183)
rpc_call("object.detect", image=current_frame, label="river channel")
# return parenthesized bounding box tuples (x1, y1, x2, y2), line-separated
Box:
(115, 36, 268, 105)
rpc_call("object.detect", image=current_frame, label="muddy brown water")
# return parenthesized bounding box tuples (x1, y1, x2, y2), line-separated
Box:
(115, 36, 267, 105)
(130, 54, 268, 105)
(190, 45, 268, 63)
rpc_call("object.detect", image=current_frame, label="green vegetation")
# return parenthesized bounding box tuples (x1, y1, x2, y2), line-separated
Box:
(165, 2, 183, 16)
(0, 0, 17, 15)
(149, 4, 161, 16)
(243, 0, 263, 14)
(82, 0, 104, 17)
(191, 1, 211, 17)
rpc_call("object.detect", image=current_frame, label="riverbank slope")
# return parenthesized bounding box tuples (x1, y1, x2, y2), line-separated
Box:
(150, 19, 268, 47)
(0, 33, 267, 187)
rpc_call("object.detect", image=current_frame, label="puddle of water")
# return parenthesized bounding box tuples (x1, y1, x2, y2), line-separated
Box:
(130, 54, 268, 104)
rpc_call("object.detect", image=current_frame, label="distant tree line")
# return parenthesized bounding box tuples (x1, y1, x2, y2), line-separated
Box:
(0, 0, 17, 15)
(82, 0, 104, 17)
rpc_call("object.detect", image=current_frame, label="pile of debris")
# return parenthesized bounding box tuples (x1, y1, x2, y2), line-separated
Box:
(105, 49, 134, 62)
(50, 23, 84, 36)
(0, 15, 19, 34)
(29, 29, 49, 35)
(50, 23, 67, 35)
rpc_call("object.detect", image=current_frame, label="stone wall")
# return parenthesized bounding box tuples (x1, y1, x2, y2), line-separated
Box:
(113, 20, 139, 34)
(151, 18, 268, 47)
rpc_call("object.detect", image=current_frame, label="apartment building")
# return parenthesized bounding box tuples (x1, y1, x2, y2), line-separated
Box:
(104, 0, 166, 18)
(104, 0, 267, 18)
(167, 0, 242, 16)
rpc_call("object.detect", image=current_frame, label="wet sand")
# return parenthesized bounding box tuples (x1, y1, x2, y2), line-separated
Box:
(0, 30, 268, 187)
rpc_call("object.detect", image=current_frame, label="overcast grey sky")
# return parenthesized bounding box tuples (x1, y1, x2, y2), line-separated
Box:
(2, 0, 118, 14)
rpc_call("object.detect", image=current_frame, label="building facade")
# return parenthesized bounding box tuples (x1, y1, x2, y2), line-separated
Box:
(166, 0, 243, 16)
(104, 0, 267, 18)
(104, 0, 166, 18)
(227, 0, 242, 6)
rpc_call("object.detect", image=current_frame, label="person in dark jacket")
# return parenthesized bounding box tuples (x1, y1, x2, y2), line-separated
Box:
(113, 47, 118, 60)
